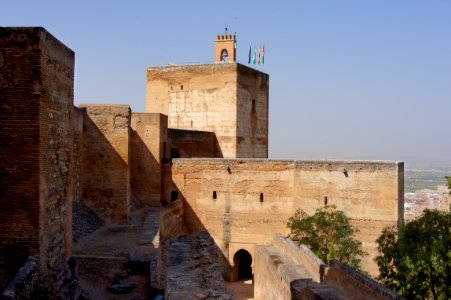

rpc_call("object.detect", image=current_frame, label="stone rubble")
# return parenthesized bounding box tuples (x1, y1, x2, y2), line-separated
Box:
(165, 231, 233, 300)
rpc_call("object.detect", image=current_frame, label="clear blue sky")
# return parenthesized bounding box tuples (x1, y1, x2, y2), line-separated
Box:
(2, 1, 450, 167)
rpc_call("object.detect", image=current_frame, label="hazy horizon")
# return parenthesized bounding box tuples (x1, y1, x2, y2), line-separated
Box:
(1, 1, 450, 167)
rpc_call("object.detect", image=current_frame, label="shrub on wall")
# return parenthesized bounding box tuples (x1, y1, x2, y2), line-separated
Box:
(287, 205, 365, 270)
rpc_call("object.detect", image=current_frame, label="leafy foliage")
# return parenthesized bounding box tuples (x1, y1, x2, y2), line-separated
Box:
(376, 209, 451, 300)
(287, 205, 365, 270)
(445, 176, 451, 192)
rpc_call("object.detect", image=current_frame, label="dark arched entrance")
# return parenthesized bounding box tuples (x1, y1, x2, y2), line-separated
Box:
(170, 191, 178, 202)
(171, 149, 180, 158)
(233, 249, 253, 280)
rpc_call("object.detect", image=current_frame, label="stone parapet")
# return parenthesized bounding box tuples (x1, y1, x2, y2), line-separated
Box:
(323, 260, 404, 300)
(272, 234, 327, 283)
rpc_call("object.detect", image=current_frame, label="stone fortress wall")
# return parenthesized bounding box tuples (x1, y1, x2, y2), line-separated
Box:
(1, 27, 404, 298)
(167, 159, 403, 276)
(0, 27, 75, 289)
(80, 105, 131, 224)
(146, 63, 269, 158)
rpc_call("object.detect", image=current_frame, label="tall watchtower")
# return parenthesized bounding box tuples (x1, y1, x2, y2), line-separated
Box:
(215, 34, 236, 62)
(146, 34, 268, 159)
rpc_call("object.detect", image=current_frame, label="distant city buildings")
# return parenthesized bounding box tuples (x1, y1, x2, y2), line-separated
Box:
(404, 185, 450, 220)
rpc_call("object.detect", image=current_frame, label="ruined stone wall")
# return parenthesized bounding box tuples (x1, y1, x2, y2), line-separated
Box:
(80, 105, 131, 224)
(236, 64, 269, 158)
(167, 158, 403, 275)
(168, 129, 218, 158)
(0, 27, 74, 288)
(164, 231, 232, 300)
(130, 113, 167, 208)
(146, 64, 237, 157)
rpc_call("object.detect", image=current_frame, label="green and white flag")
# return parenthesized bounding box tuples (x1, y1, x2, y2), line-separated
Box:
(253, 46, 257, 64)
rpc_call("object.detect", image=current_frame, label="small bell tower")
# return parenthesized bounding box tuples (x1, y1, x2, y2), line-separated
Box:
(215, 32, 236, 62)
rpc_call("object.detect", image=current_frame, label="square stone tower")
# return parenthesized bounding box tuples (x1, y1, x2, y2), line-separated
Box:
(0, 27, 74, 287)
(146, 35, 269, 158)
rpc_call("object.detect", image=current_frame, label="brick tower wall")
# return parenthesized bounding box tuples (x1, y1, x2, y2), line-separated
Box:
(37, 27, 75, 274)
(0, 27, 74, 287)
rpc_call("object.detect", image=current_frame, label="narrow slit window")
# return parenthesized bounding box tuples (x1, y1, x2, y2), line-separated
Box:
(181, 85, 183, 90)
(213, 191, 217, 200)
(260, 193, 264, 202)
(324, 196, 328, 205)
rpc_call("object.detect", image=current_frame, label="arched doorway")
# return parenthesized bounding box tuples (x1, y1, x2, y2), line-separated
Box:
(233, 249, 253, 280)
(171, 149, 180, 158)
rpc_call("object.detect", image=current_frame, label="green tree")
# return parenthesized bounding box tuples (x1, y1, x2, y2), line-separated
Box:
(376, 209, 451, 300)
(445, 176, 451, 192)
(287, 205, 365, 270)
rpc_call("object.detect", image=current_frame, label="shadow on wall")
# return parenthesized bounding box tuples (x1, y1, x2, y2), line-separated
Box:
(161, 160, 234, 282)
(168, 129, 223, 159)
(81, 112, 130, 225)
(130, 128, 163, 209)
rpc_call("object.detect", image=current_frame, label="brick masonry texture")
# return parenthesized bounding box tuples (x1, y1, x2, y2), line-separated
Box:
(0, 27, 74, 288)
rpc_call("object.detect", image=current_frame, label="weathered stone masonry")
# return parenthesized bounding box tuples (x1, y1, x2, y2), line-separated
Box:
(0, 27, 74, 288)
(1, 27, 405, 298)
(146, 63, 269, 159)
(167, 159, 403, 276)
(80, 104, 131, 224)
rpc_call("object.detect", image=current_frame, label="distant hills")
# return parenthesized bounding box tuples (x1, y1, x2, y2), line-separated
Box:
(405, 167, 451, 193)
